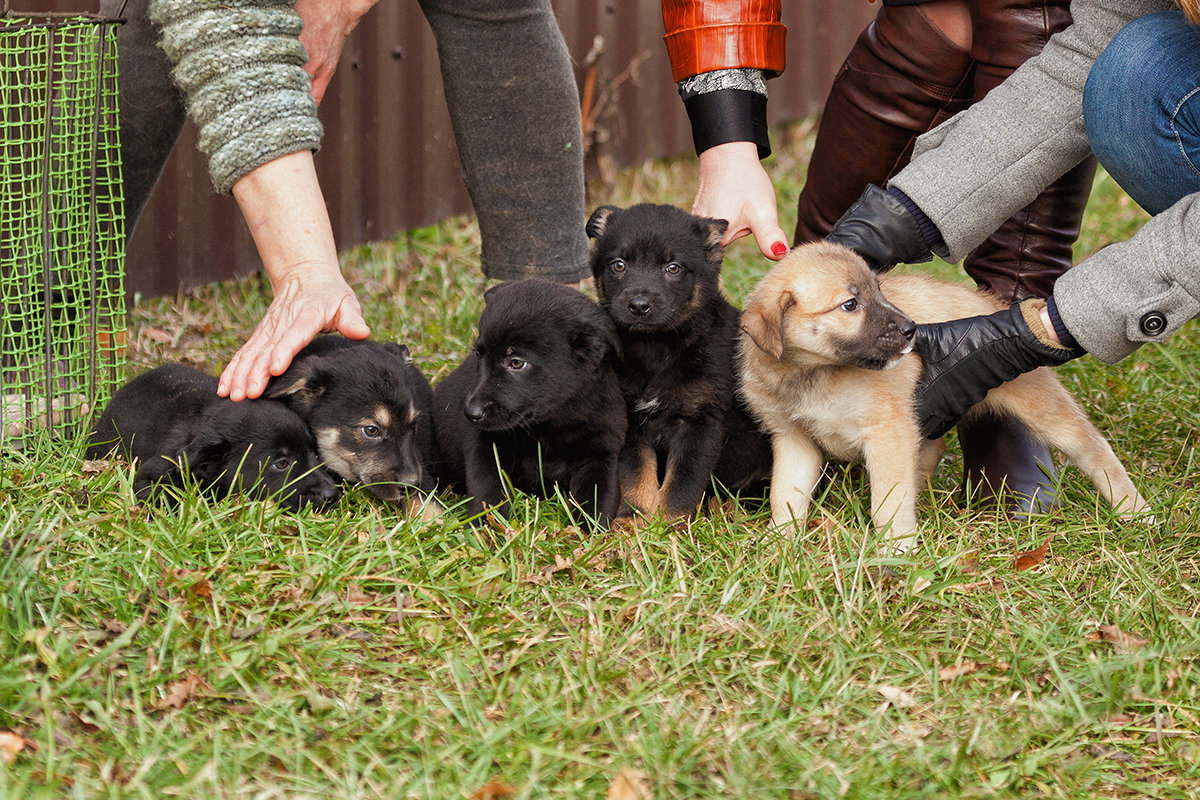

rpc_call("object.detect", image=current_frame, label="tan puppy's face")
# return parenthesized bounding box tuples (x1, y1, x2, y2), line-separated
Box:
(742, 242, 916, 369)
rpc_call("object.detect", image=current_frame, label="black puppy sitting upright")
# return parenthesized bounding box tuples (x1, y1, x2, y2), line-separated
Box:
(433, 279, 626, 528)
(587, 203, 771, 518)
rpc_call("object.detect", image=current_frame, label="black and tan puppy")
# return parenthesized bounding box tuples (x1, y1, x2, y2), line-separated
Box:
(265, 335, 439, 513)
(740, 241, 1151, 552)
(87, 364, 340, 510)
(586, 203, 771, 518)
(432, 279, 626, 527)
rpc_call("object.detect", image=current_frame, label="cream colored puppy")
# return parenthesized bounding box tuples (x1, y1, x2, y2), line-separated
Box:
(739, 241, 1149, 552)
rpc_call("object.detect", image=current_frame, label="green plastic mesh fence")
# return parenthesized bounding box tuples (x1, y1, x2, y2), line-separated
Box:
(1, 4, 125, 448)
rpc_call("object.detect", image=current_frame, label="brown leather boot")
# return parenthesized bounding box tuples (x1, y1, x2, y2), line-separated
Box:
(793, 3, 974, 243)
(958, 0, 1095, 515)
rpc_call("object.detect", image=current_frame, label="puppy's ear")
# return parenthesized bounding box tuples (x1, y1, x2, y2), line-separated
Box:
(571, 318, 621, 367)
(178, 431, 232, 486)
(586, 206, 620, 240)
(265, 360, 326, 413)
(700, 217, 729, 264)
(741, 290, 794, 361)
(381, 342, 413, 365)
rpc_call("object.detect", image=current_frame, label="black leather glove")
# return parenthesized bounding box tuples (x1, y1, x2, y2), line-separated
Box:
(914, 303, 1086, 439)
(826, 184, 939, 272)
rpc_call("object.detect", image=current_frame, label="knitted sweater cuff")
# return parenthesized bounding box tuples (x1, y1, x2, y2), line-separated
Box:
(150, 0, 322, 193)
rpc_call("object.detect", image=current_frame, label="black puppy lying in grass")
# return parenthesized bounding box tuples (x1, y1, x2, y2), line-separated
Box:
(587, 203, 772, 519)
(433, 279, 626, 529)
(265, 335, 440, 516)
(87, 364, 340, 510)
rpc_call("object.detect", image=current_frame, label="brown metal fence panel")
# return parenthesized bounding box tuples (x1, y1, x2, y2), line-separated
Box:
(19, 1, 877, 297)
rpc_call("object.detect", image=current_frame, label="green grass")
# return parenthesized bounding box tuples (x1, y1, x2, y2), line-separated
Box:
(4, 121, 1200, 798)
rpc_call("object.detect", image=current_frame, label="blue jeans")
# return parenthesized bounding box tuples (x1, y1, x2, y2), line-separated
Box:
(1083, 10, 1200, 215)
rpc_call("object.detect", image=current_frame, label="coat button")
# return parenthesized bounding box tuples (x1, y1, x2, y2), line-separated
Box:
(1139, 311, 1167, 335)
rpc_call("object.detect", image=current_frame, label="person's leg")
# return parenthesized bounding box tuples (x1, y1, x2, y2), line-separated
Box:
(418, 0, 588, 283)
(963, 0, 1095, 304)
(1084, 10, 1200, 215)
(101, 0, 188, 238)
(946, 0, 1094, 515)
(793, 1, 974, 243)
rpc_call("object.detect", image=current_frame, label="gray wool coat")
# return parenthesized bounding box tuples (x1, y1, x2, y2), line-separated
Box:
(889, 0, 1195, 364)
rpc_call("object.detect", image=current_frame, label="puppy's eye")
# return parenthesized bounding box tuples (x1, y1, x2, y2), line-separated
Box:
(841, 298, 859, 312)
(270, 457, 293, 472)
(664, 262, 682, 276)
(506, 357, 529, 371)
(361, 425, 381, 439)
(609, 259, 626, 273)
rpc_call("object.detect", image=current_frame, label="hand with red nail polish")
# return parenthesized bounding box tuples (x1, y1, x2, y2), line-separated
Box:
(693, 142, 791, 260)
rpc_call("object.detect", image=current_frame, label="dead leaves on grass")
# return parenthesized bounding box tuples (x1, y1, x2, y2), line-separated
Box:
(469, 779, 516, 800)
(606, 768, 652, 800)
(1086, 622, 1150, 654)
(465, 769, 650, 800)
(0, 730, 35, 764)
(154, 671, 210, 711)
(1013, 534, 1053, 571)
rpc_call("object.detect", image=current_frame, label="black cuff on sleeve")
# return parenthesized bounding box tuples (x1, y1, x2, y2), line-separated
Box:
(683, 89, 770, 159)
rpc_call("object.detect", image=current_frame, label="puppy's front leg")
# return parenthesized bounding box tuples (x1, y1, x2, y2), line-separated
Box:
(569, 454, 621, 529)
(768, 426, 824, 530)
(618, 434, 659, 516)
(862, 434, 920, 552)
(659, 420, 725, 517)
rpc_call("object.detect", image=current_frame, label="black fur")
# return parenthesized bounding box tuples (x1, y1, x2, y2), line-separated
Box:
(87, 364, 340, 510)
(587, 203, 772, 517)
(432, 279, 626, 528)
(266, 335, 438, 506)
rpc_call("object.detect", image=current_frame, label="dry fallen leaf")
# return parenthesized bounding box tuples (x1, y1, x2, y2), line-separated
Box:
(606, 768, 651, 800)
(877, 685, 916, 708)
(143, 327, 175, 343)
(0, 731, 33, 764)
(1086, 623, 1149, 654)
(469, 779, 516, 800)
(155, 671, 207, 711)
(1014, 534, 1053, 571)
(938, 661, 1010, 682)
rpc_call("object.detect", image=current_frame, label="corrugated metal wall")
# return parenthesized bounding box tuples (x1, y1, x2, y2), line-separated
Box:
(18, 1, 877, 297)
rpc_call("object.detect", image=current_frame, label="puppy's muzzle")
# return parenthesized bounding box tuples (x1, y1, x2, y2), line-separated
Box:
(628, 296, 652, 317)
(464, 396, 489, 424)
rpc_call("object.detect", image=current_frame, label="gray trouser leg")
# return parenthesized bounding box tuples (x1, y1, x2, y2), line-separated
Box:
(102, 0, 187, 239)
(418, 0, 588, 282)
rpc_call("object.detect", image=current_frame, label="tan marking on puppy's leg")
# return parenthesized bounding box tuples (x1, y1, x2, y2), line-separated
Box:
(768, 426, 825, 530)
(622, 443, 661, 515)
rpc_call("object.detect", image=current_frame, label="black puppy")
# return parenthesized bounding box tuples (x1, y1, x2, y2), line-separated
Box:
(587, 202, 772, 518)
(432, 279, 626, 527)
(87, 364, 340, 510)
(265, 335, 439, 512)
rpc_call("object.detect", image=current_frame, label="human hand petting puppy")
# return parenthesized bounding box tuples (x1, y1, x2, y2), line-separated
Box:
(220, 151, 370, 402)
(693, 142, 791, 260)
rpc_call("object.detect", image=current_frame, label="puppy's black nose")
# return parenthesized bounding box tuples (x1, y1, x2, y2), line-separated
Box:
(898, 317, 917, 340)
(319, 484, 342, 506)
(628, 297, 652, 317)
(464, 401, 486, 423)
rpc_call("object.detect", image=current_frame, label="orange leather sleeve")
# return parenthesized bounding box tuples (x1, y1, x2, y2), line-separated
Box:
(662, 0, 786, 82)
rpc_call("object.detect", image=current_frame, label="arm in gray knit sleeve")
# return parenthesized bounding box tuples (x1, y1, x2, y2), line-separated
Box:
(150, 0, 324, 193)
